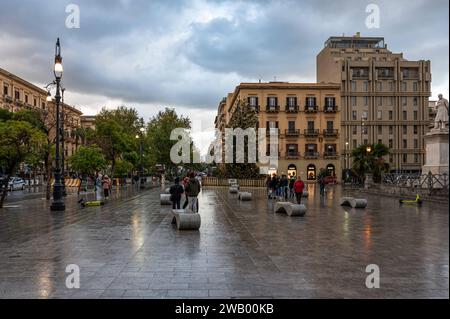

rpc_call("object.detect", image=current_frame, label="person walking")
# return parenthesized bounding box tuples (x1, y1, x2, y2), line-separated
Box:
(280, 175, 289, 200)
(102, 175, 112, 199)
(294, 176, 305, 204)
(288, 174, 296, 199)
(185, 172, 201, 213)
(169, 177, 184, 210)
(182, 175, 190, 209)
(265, 175, 271, 199)
(318, 174, 325, 196)
(269, 174, 278, 199)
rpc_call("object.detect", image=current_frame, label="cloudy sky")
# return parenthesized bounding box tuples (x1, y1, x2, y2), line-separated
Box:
(0, 0, 448, 154)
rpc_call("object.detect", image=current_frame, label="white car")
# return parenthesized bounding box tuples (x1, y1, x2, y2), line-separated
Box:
(8, 177, 25, 191)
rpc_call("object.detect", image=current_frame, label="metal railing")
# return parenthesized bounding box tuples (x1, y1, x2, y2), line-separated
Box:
(202, 177, 266, 187)
(382, 172, 449, 195)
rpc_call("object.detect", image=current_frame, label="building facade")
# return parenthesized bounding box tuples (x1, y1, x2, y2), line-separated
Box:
(317, 34, 431, 173)
(214, 82, 341, 182)
(1, 67, 83, 168)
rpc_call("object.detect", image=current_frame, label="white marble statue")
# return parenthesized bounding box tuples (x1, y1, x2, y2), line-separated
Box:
(434, 94, 449, 130)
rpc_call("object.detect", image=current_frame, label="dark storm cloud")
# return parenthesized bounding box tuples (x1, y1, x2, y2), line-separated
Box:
(0, 0, 448, 111)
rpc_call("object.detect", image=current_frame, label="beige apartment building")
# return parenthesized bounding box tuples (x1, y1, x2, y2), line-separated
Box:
(1, 67, 83, 168)
(214, 82, 341, 182)
(317, 34, 431, 173)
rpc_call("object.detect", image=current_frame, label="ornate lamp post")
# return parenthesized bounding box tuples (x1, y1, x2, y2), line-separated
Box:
(135, 127, 146, 189)
(50, 38, 65, 211)
(61, 87, 67, 196)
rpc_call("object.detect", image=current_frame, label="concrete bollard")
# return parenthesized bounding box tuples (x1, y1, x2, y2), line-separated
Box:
(339, 197, 367, 208)
(229, 186, 239, 194)
(160, 194, 172, 205)
(238, 192, 252, 201)
(274, 202, 306, 217)
(171, 209, 201, 230)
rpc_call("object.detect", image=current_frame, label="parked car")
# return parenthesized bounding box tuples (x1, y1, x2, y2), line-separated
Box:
(8, 177, 25, 191)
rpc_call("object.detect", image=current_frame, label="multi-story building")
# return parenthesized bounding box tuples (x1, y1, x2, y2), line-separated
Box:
(317, 34, 431, 173)
(214, 82, 341, 182)
(80, 115, 96, 130)
(1, 67, 83, 165)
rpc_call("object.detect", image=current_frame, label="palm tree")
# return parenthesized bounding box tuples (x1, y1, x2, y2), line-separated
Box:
(351, 143, 390, 183)
(71, 127, 86, 149)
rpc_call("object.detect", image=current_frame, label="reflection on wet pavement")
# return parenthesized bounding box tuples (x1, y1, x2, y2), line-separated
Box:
(0, 185, 448, 299)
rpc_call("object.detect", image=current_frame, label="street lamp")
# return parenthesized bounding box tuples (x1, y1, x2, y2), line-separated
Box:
(136, 127, 145, 189)
(50, 38, 65, 212)
(366, 146, 372, 153)
(61, 87, 66, 197)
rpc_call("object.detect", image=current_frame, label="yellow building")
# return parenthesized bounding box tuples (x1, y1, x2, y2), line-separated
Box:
(215, 82, 341, 182)
(317, 34, 431, 173)
(1, 67, 83, 167)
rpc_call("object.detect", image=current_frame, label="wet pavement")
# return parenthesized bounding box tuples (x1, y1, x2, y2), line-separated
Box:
(0, 184, 448, 299)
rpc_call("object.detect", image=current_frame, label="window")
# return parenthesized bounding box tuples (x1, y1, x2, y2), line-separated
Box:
(42, 102, 45, 110)
(414, 125, 418, 134)
(353, 139, 357, 148)
(351, 96, 357, 106)
(306, 97, 316, 107)
(376, 82, 382, 91)
(364, 96, 369, 106)
(403, 154, 408, 163)
(403, 125, 407, 134)
(414, 139, 418, 148)
(307, 164, 316, 180)
(403, 111, 407, 120)
(378, 126, 382, 135)
(352, 110, 357, 120)
(3, 85, 8, 96)
(402, 82, 407, 92)
(403, 139, 407, 148)
(377, 96, 382, 106)
(413, 82, 418, 92)
(413, 97, 418, 106)
(25, 95, 28, 104)
(363, 139, 368, 145)
(389, 139, 393, 148)
(389, 111, 393, 120)
(351, 81, 356, 91)
(326, 121, 334, 130)
(352, 126, 357, 134)
(377, 110, 382, 120)
(414, 111, 418, 120)
(378, 139, 382, 144)
(307, 121, 315, 130)
(325, 97, 335, 107)
(414, 154, 419, 163)
(286, 96, 297, 107)
(288, 121, 296, 131)
(388, 96, 394, 106)
(362, 111, 368, 120)
(14, 90, 20, 100)
(389, 126, 393, 135)
(402, 97, 407, 106)
(267, 97, 277, 107)
(363, 81, 369, 92)
(389, 154, 393, 163)
(389, 81, 394, 91)
(248, 96, 258, 107)
(33, 98, 37, 107)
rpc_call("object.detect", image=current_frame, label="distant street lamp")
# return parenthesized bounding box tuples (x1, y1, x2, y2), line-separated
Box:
(136, 127, 146, 189)
(61, 87, 66, 197)
(366, 146, 372, 153)
(49, 38, 65, 211)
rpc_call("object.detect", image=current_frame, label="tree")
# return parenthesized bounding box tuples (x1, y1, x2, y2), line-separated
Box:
(146, 108, 191, 173)
(217, 98, 260, 179)
(351, 143, 390, 183)
(69, 146, 107, 175)
(114, 160, 134, 178)
(0, 120, 45, 208)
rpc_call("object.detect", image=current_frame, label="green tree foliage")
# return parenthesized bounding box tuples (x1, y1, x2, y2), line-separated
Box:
(69, 146, 107, 175)
(0, 120, 45, 207)
(351, 143, 390, 183)
(217, 99, 260, 179)
(114, 160, 134, 177)
(146, 108, 191, 172)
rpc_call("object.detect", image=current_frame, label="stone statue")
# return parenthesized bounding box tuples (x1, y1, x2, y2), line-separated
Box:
(434, 94, 449, 130)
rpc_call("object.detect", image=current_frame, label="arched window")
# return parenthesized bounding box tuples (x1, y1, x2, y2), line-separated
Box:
(287, 164, 297, 178)
(307, 164, 316, 180)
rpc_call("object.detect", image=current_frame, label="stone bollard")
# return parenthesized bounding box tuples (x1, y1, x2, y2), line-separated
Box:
(160, 194, 172, 205)
(171, 209, 201, 230)
(229, 186, 239, 194)
(238, 192, 252, 201)
(274, 202, 306, 217)
(339, 197, 367, 208)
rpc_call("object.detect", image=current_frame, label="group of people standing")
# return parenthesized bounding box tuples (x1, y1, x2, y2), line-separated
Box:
(266, 174, 306, 204)
(169, 172, 201, 212)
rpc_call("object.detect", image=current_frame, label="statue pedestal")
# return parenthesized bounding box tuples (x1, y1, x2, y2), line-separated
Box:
(422, 128, 449, 175)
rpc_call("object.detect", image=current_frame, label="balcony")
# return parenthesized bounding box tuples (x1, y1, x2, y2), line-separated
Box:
(323, 129, 339, 137)
(324, 151, 339, 159)
(304, 129, 319, 137)
(266, 105, 280, 113)
(304, 151, 319, 159)
(2, 95, 13, 103)
(285, 105, 299, 113)
(285, 152, 300, 159)
(14, 99, 24, 107)
(285, 129, 300, 137)
(304, 105, 318, 113)
(249, 105, 260, 112)
(324, 105, 338, 113)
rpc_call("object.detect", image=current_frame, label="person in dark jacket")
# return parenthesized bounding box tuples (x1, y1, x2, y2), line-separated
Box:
(280, 175, 289, 200)
(169, 177, 184, 209)
(185, 172, 201, 212)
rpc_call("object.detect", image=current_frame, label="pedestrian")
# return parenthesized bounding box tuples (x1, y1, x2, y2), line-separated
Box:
(185, 172, 201, 213)
(169, 177, 184, 210)
(318, 174, 325, 196)
(294, 176, 305, 204)
(102, 175, 111, 198)
(289, 174, 296, 198)
(182, 176, 190, 209)
(280, 175, 289, 200)
(269, 174, 278, 199)
(265, 175, 272, 198)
